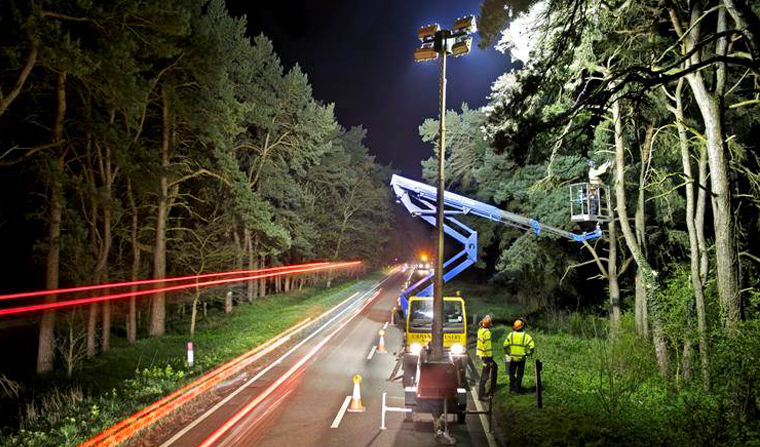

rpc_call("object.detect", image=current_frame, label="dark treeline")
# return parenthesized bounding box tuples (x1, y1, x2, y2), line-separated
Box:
(0, 0, 392, 375)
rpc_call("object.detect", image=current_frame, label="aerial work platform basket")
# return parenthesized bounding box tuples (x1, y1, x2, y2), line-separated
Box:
(569, 183, 611, 223)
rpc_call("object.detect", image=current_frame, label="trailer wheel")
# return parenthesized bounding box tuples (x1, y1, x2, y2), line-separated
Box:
(457, 410, 466, 424)
(404, 408, 414, 422)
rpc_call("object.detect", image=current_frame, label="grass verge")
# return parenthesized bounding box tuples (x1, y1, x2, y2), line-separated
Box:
(1, 273, 384, 447)
(452, 279, 744, 447)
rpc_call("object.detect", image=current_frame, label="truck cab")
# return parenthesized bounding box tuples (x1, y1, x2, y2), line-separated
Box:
(402, 296, 467, 387)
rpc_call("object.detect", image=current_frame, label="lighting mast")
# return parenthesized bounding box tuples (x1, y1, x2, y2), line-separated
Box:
(414, 16, 476, 360)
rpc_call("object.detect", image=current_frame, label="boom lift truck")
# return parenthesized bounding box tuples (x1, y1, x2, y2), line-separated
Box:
(389, 172, 609, 438)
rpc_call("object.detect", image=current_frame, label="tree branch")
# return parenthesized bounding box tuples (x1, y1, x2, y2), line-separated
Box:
(0, 45, 37, 119)
(0, 141, 63, 167)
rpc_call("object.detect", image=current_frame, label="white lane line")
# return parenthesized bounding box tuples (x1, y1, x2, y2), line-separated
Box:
(159, 278, 390, 447)
(366, 345, 377, 360)
(330, 396, 352, 428)
(197, 289, 385, 447)
(383, 321, 388, 330)
(469, 369, 499, 447)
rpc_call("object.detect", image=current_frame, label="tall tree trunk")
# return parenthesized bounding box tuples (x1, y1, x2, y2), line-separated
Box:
(607, 214, 621, 326)
(687, 80, 739, 329)
(99, 142, 113, 354)
(611, 96, 668, 375)
(696, 146, 709, 282)
(673, 78, 711, 387)
(721, 0, 760, 63)
(190, 283, 200, 337)
(673, 3, 741, 330)
(101, 286, 110, 353)
(259, 256, 266, 298)
(150, 87, 171, 337)
(243, 228, 253, 301)
(86, 301, 98, 358)
(36, 72, 66, 374)
(127, 180, 139, 345)
(634, 125, 653, 337)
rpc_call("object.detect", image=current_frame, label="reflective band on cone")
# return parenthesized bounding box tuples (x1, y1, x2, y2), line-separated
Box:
(377, 330, 387, 354)
(348, 374, 365, 413)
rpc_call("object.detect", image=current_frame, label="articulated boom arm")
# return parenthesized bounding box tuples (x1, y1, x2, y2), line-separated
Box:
(391, 174, 602, 311)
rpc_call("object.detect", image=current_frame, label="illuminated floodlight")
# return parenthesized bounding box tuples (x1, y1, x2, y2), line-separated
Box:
(451, 37, 472, 57)
(414, 46, 439, 62)
(418, 23, 440, 42)
(453, 15, 477, 35)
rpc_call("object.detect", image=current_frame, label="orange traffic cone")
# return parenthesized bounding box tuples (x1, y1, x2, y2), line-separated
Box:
(347, 374, 365, 413)
(377, 330, 387, 354)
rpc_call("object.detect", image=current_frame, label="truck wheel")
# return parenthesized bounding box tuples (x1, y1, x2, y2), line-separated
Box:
(405, 408, 414, 422)
(457, 411, 466, 424)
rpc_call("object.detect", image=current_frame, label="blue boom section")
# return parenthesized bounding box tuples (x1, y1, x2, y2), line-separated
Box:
(391, 174, 602, 315)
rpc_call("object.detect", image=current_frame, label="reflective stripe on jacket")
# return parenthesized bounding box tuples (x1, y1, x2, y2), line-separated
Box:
(504, 331, 534, 361)
(477, 327, 492, 358)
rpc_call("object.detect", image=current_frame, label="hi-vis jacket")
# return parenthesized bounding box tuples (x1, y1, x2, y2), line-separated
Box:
(504, 330, 535, 361)
(477, 327, 493, 358)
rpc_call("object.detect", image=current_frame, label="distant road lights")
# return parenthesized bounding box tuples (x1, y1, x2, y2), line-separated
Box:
(413, 14, 476, 361)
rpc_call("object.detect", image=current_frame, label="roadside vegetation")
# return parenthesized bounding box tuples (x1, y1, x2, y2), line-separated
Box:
(0, 0, 393, 381)
(0, 274, 382, 447)
(421, 1, 760, 445)
(454, 280, 760, 447)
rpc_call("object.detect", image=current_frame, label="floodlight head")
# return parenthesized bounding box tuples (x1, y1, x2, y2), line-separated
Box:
(417, 23, 440, 42)
(451, 37, 472, 58)
(414, 46, 439, 62)
(453, 15, 477, 35)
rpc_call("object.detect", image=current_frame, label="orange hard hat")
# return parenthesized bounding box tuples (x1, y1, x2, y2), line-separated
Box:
(513, 318, 525, 330)
(481, 315, 492, 328)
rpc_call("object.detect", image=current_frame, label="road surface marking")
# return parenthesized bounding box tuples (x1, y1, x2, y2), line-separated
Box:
(159, 278, 391, 447)
(331, 396, 352, 428)
(383, 321, 389, 330)
(196, 289, 385, 447)
(469, 369, 499, 447)
(366, 345, 377, 360)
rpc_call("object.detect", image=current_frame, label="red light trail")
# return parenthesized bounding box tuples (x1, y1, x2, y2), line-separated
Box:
(0, 261, 360, 317)
(0, 262, 331, 301)
(196, 288, 383, 447)
(75, 318, 314, 447)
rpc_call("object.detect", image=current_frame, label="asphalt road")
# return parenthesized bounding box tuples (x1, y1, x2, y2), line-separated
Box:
(156, 269, 494, 447)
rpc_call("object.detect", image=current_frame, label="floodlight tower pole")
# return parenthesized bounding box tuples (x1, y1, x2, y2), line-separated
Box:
(414, 17, 474, 362)
(432, 30, 449, 361)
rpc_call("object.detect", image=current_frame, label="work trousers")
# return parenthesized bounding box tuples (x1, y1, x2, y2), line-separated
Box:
(508, 359, 526, 392)
(478, 357, 497, 397)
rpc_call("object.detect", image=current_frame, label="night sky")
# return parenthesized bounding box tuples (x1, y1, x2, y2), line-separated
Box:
(229, 0, 517, 179)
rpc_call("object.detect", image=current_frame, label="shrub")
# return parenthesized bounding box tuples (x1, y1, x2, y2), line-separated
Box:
(123, 364, 187, 400)
(708, 319, 760, 443)
(593, 317, 656, 420)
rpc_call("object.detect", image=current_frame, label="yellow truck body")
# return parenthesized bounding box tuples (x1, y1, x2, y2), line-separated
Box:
(405, 296, 467, 352)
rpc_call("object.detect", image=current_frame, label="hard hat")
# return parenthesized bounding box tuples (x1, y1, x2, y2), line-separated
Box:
(481, 315, 492, 328)
(513, 318, 525, 330)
